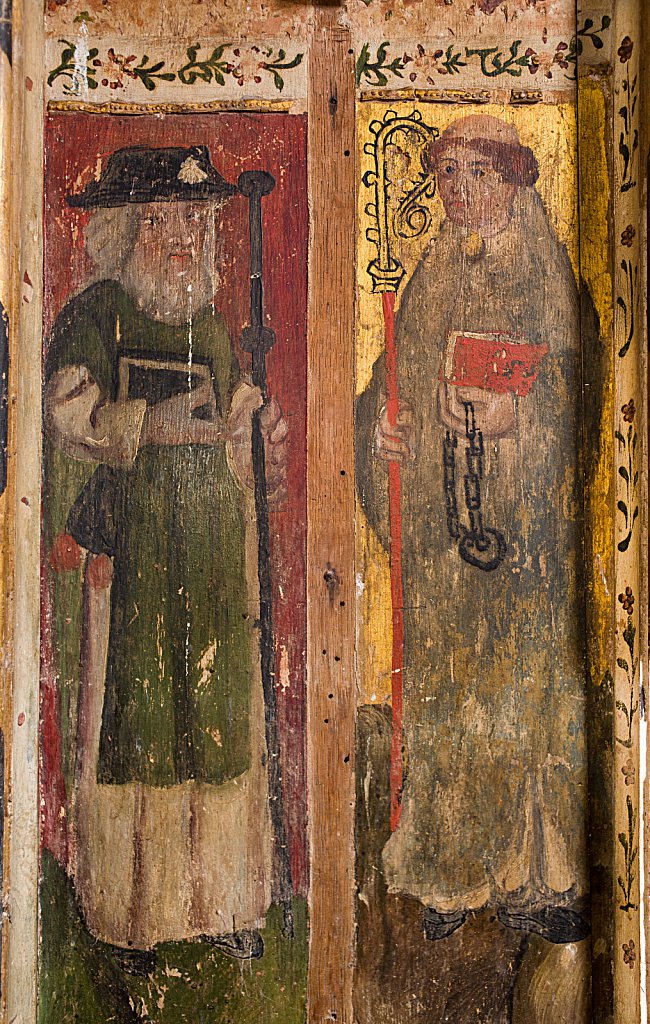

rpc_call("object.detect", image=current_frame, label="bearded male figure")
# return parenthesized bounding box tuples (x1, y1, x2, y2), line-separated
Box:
(44, 146, 287, 966)
(356, 116, 593, 945)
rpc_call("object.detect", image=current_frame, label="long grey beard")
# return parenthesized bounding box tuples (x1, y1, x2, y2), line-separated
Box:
(119, 258, 215, 325)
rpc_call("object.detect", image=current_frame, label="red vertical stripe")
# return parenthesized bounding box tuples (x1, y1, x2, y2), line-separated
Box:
(382, 291, 404, 832)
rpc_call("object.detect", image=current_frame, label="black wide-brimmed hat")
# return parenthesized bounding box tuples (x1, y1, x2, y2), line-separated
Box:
(66, 145, 237, 209)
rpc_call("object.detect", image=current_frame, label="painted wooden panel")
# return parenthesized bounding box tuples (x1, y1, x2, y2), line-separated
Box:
(0, 0, 646, 1022)
(39, 109, 308, 1022)
(354, 94, 597, 1022)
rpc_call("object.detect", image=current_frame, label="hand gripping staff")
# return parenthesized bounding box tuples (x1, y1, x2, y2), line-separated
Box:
(363, 110, 438, 831)
(238, 170, 293, 937)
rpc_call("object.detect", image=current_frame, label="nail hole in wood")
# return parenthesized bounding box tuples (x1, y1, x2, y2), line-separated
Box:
(324, 564, 341, 603)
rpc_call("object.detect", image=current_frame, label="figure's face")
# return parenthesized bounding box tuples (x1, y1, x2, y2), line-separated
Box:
(133, 201, 211, 287)
(435, 144, 517, 235)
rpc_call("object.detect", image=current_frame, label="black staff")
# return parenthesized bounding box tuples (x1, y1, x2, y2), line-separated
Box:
(238, 170, 293, 937)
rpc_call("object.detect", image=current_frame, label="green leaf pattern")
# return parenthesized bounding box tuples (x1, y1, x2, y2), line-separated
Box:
(355, 19, 611, 88)
(48, 41, 304, 95)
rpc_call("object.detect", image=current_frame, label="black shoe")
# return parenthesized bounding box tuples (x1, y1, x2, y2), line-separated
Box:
(497, 905, 590, 944)
(201, 929, 265, 960)
(108, 945, 157, 976)
(422, 906, 467, 941)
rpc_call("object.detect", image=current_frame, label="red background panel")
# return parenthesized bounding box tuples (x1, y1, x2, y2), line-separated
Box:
(42, 112, 308, 894)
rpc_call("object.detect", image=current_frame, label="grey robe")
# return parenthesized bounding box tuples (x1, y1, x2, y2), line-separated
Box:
(356, 190, 589, 913)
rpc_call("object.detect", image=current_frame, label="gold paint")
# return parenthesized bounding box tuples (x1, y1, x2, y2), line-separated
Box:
(356, 100, 581, 705)
(578, 78, 614, 687)
(360, 88, 491, 105)
(47, 98, 294, 115)
(578, 81, 613, 339)
(510, 90, 544, 105)
(464, 231, 485, 260)
(357, 101, 579, 396)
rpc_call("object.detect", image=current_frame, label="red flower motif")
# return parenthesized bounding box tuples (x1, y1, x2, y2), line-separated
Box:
(525, 48, 539, 75)
(618, 37, 634, 63)
(400, 44, 444, 85)
(92, 48, 137, 91)
(621, 399, 636, 423)
(621, 225, 636, 247)
(525, 48, 556, 79)
(622, 940, 636, 968)
(230, 49, 264, 87)
(618, 587, 634, 614)
(621, 757, 636, 787)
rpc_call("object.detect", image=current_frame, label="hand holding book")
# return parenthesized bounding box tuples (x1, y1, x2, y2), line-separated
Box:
(438, 331, 549, 438)
(437, 382, 515, 439)
(139, 377, 225, 447)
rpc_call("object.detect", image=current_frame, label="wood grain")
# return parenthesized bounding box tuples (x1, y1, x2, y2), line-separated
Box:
(5, 0, 44, 1019)
(0, 0, 13, 1009)
(307, 11, 356, 1024)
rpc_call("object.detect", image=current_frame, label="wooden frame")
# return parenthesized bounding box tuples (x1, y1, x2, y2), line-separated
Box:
(0, 0, 646, 1021)
(307, 11, 356, 1023)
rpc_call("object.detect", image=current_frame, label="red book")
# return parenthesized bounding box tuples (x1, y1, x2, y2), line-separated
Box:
(442, 331, 549, 397)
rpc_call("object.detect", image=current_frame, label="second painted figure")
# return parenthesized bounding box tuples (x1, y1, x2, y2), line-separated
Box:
(357, 115, 591, 945)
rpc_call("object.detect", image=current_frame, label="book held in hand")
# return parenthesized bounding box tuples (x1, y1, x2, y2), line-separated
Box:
(117, 350, 219, 417)
(442, 331, 549, 398)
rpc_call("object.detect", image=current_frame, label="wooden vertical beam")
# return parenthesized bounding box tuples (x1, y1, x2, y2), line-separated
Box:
(5, 0, 43, 1018)
(0, 0, 13, 1009)
(307, 11, 356, 1024)
(609, 2, 644, 1021)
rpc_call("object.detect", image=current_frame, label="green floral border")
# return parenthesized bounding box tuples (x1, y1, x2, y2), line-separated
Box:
(48, 41, 304, 95)
(356, 17, 611, 87)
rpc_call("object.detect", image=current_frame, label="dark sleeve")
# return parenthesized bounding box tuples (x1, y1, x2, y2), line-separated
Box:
(66, 464, 123, 557)
(45, 283, 116, 394)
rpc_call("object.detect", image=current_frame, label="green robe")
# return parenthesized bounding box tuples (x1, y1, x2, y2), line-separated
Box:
(356, 192, 591, 909)
(45, 280, 252, 788)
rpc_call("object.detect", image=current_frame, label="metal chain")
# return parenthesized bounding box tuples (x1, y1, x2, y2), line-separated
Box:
(442, 430, 460, 541)
(443, 399, 507, 573)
